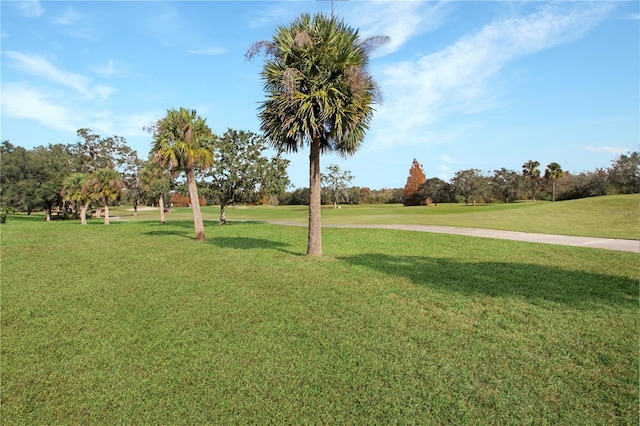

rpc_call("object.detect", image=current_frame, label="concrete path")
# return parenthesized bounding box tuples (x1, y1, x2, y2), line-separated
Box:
(266, 221, 640, 253)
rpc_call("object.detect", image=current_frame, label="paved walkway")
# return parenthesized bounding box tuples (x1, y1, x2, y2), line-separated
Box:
(266, 221, 640, 253)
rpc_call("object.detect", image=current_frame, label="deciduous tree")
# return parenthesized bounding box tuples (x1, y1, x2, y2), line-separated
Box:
(1, 141, 32, 211)
(322, 164, 354, 208)
(72, 128, 131, 173)
(403, 159, 427, 206)
(425, 177, 455, 205)
(607, 152, 639, 194)
(30, 144, 73, 220)
(140, 160, 172, 223)
(491, 168, 522, 203)
(452, 169, 485, 206)
(206, 129, 290, 224)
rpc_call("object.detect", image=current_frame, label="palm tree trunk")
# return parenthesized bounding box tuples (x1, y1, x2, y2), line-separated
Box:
(80, 203, 88, 225)
(552, 181, 556, 202)
(159, 195, 165, 224)
(220, 202, 228, 225)
(531, 182, 536, 202)
(186, 168, 205, 241)
(307, 137, 322, 256)
(104, 202, 110, 225)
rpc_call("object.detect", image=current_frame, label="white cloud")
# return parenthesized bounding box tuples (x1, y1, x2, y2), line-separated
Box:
(15, 0, 43, 18)
(1, 83, 76, 132)
(368, 2, 615, 150)
(247, 4, 297, 29)
(188, 46, 227, 56)
(52, 7, 95, 39)
(4, 51, 114, 100)
(584, 146, 633, 154)
(347, 1, 450, 58)
(54, 7, 83, 25)
(1, 80, 158, 148)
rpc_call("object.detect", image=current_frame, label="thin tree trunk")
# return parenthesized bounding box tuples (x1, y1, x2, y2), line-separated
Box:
(159, 195, 165, 224)
(45, 206, 51, 222)
(552, 181, 556, 202)
(307, 138, 322, 256)
(531, 182, 536, 202)
(80, 203, 88, 225)
(220, 202, 227, 225)
(104, 202, 110, 225)
(186, 168, 205, 241)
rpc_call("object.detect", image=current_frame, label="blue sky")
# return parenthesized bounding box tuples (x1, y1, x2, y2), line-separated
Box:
(1, 1, 638, 190)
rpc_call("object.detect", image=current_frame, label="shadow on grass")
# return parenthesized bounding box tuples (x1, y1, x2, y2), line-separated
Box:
(341, 253, 638, 308)
(141, 220, 280, 241)
(139, 220, 202, 239)
(209, 237, 301, 255)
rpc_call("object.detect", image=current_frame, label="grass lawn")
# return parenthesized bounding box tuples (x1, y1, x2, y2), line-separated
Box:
(112, 193, 640, 240)
(2, 206, 638, 424)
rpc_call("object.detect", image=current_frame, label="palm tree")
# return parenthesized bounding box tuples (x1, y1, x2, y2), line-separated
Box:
(247, 12, 387, 256)
(61, 173, 91, 225)
(148, 107, 213, 241)
(85, 168, 124, 225)
(544, 162, 564, 202)
(522, 160, 541, 202)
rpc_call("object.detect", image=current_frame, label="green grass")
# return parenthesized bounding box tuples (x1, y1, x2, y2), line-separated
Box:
(111, 194, 640, 240)
(1, 213, 638, 424)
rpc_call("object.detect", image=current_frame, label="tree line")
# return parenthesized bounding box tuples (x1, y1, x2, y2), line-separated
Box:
(0, 122, 290, 231)
(274, 152, 638, 207)
(398, 154, 639, 206)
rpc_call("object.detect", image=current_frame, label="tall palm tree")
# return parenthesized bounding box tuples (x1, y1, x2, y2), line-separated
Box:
(85, 168, 124, 225)
(248, 12, 387, 256)
(148, 107, 213, 241)
(544, 162, 564, 202)
(61, 173, 91, 225)
(522, 160, 541, 202)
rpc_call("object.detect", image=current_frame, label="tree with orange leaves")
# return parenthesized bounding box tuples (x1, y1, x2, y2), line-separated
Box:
(402, 159, 427, 206)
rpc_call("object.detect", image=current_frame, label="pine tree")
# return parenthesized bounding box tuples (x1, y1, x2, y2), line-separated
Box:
(403, 159, 427, 206)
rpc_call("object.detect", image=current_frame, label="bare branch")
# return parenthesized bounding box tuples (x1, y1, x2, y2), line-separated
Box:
(143, 122, 157, 135)
(358, 35, 390, 53)
(245, 40, 277, 61)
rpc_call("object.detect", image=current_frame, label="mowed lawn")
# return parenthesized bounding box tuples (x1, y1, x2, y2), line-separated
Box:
(1, 196, 638, 424)
(119, 194, 639, 240)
